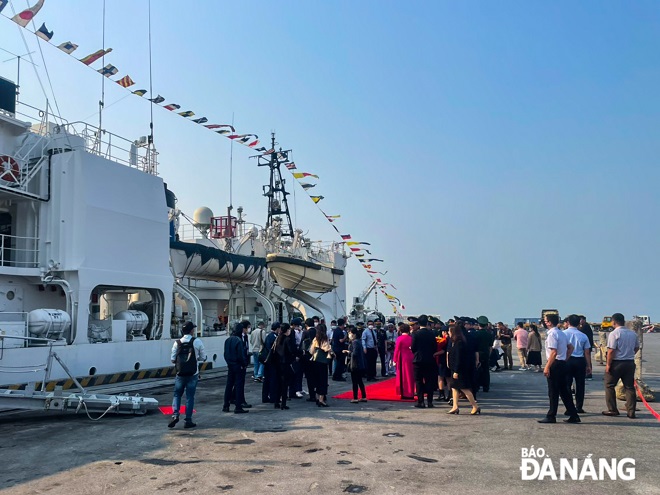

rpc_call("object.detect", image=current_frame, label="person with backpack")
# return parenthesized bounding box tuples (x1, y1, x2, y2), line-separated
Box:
(168, 322, 206, 429)
(222, 323, 250, 414)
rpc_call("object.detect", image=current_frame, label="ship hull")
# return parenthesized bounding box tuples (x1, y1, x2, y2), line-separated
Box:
(0, 336, 228, 390)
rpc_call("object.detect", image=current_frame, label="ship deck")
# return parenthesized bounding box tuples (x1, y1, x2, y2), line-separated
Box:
(1, 334, 659, 494)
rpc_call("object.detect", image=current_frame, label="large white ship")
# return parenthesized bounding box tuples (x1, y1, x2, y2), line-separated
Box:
(0, 73, 348, 395)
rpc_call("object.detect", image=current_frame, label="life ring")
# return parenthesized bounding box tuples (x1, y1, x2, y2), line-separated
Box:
(0, 155, 20, 183)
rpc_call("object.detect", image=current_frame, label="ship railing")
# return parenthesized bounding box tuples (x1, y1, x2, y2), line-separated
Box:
(0, 332, 50, 354)
(0, 233, 39, 268)
(0, 335, 49, 373)
(178, 221, 263, 242)
(0, 335, 85, 393)
(13, 103, 159, 175)
(308, 241, 343, 261)
(63, 122, 159, 175)
(273, 243, 339, 268)
(14, 103, 67, 170)
(0, 103, 52, 199)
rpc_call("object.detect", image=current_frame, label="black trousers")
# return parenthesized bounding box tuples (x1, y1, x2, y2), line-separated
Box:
(223, 364, 246, 408)
(276, 364, 293, 407)
(288, 360, 303, 397)
(262, 363, 278, 402)
(546, 360, 577, 418)
(366, 348, 378, 379)
(351, 370, 366, 399)
(567, 356, 587, 410)
(477, 352, 491, 392)
(605, 360, 636, 415)
(413, 362, 438, 403)
(314, 361, 329, 396)
(332, 350, 346, 380)
(378, 347, 387, 376)
(303, 359, 317, 397)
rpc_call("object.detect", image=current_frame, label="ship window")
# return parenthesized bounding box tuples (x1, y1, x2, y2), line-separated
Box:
(6, 290, 14, 300)
(134, 362, 140, 370)
(89, 367, 97, 376)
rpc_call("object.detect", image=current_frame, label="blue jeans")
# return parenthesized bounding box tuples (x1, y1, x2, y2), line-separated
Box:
(252, 352, 264, 379)
(172, 374, 198, 421)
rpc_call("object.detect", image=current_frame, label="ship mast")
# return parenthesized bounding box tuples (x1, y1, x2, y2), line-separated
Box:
(257, 132, 294, 238)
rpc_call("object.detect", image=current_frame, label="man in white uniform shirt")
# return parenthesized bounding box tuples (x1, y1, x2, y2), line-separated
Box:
(563, 314, 591, 413)
(538, 313, 580, 424)
(602, 313, 640, 419)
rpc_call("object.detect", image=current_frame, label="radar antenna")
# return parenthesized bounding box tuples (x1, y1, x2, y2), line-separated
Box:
(255, 133, 294, 237)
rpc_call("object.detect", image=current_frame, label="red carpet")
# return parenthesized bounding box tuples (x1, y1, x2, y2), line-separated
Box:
(158, 406, 195, 415)
(332, 377, 414, 402)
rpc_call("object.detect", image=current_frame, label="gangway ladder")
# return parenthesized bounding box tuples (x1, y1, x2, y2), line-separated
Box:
(0, 335, 159, 417)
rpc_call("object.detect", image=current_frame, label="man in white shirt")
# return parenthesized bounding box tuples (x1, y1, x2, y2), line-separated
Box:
(563, 314, 592, 413)
(538, 313, 580, 424)
(249, 321, 267, 382)
(603, 313, 640, 419)
(169, 322, 207, 428)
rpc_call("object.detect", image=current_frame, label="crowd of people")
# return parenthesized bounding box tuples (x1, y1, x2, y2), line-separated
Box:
(165, 312, 641, 428)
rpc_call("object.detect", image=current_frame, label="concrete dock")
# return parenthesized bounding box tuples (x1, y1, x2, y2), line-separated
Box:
(1, 335, 659, 494)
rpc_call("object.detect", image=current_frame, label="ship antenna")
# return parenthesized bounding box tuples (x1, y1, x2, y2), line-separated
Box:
(148, 0, 155, 147)
(256, 133, 294, 237)
(229, 112, 235, 209)
(97, 0, 107, 152)
(0, 48, 35, 106)
(226, 112, 235, 238)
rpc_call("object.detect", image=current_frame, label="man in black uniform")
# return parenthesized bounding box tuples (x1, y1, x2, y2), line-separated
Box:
(475, 316, 495, 393)
(332, 318, 347, 381)
(375, 319, 388, 378)
(301, 318, 318, 402)
(223, 324, 250, 414)
(411, 314, 438, 408)
(578, 315, 595, 380)
(261, 322, 280, 404)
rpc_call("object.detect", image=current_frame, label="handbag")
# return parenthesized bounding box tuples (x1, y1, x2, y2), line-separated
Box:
(311, 348, 330, 364)
(259, 341, 276, 365)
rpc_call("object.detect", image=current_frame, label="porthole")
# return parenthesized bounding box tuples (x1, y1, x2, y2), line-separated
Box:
(89, 367, 97, 376)
(213, 353, 218, 362)
(134, 362, 140, 371)
(6, 291, 14, 301)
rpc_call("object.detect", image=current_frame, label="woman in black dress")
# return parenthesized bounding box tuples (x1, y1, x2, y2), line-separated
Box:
(309, 323, 333, 407)
(447, 322, 481, 415)
(272, 323, 296, 410)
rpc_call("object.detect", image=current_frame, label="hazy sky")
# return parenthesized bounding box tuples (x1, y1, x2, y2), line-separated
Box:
(1, 1, 658, 323)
